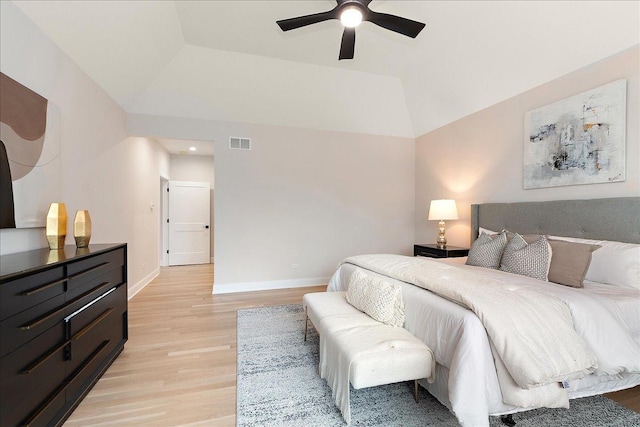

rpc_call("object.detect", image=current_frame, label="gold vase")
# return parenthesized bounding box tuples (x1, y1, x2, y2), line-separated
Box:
(46, 202, 67, 249)
(73, 210, 92, 248)
(47, 250, 63, 263)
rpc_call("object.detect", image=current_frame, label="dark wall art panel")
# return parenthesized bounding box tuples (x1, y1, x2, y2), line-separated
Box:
(0, 72, 60, 229)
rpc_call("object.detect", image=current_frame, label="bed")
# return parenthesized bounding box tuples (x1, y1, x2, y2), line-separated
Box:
(327, 197, 640, 426)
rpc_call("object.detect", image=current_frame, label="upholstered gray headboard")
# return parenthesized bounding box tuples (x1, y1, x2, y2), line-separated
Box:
(471, 197, 640, 244)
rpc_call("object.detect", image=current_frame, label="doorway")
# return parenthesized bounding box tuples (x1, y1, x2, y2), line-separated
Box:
(156, 140, 215, 269)
(167, 181, 211, 266)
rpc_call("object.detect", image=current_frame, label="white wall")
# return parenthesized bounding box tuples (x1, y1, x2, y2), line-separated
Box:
(0, 2, 170, 296)
(415, 46, 640, 248)
(168, 154, 215, 260)
(128, 114, 415, 291)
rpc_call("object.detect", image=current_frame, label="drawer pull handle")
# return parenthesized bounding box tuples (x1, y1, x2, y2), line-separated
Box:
(19, 304, 67, 330)
(19, 381, 66, 427)
(65, 286, 114, 321)
(19, 278, 67, 296)
(67, 282, 111, 312)
(73, 308, 114, 341)
(66, 339, 111, 380)
(68, 261, 110, 280)
(19, 342, 112, 426)
(19, 340, 70, 375)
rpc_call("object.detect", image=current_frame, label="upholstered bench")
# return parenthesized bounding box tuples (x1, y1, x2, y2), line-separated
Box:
(303, 291, 434, 424)
(303, 291, 377, 341)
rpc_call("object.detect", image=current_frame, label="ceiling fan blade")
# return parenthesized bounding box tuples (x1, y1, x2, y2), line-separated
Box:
(276, 9, 338, 32)
(366, 11, 425, 38)
(339, 27, 356, 60)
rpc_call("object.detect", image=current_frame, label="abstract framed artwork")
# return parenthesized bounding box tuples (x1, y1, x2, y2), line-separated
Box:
(524, 79, 626, 189)
(0, 72, 61, 229)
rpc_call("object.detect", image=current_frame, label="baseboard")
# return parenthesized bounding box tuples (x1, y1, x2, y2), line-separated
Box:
(128, 267, 160, 300)
(213, 276, 330, 294)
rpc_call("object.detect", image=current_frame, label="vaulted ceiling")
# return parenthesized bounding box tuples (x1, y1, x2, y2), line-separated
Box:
(12, 1, 640, 138)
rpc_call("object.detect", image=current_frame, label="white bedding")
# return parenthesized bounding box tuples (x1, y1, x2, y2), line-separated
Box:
(327, 256, 640, 427)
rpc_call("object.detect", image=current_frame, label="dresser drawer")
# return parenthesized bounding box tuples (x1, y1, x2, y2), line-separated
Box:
(68, 284, 126, 338)
(0, 293, 66, 358)
(66, 285, 126, 398)
(66, 248, 124, 286)
(65, 336, 118, 400)
(66, 265, 125, 305)
(66, 285, 126, 374)
(2, 385, 66, 427)
(0, 267, 66, 321)
(0, 324, 67, 419)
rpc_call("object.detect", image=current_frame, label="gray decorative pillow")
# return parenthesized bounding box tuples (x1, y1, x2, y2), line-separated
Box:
(347, 270, 405, 327)
(500, 233, 552, 281)
(466, 231, 507, 269)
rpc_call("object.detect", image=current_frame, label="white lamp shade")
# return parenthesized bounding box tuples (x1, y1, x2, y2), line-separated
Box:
(428, 199, 459, 220)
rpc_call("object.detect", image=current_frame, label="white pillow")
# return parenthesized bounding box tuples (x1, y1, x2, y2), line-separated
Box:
(550, 236, 640, 290)
(347, 270, 405, 327)
(479, 227, 499, 235)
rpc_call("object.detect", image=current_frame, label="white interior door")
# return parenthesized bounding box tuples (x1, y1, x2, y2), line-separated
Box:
(168, 181, 210, 266)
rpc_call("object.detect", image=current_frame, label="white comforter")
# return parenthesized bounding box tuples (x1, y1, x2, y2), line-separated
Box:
(327, 255, 640, 427)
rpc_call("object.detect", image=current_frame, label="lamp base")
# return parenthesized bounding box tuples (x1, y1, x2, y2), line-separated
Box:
(436, 220, 447, 247)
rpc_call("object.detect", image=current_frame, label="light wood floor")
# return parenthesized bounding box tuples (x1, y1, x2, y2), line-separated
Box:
(64, 264, 638, 426)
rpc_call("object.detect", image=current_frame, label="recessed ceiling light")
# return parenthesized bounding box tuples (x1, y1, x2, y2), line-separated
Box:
(189, 146, 196, 152)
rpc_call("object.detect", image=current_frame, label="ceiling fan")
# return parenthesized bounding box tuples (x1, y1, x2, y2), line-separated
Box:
(276, 0, 426, 60)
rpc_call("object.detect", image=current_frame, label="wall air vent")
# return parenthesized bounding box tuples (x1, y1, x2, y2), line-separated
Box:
(229, 137, 251, 150)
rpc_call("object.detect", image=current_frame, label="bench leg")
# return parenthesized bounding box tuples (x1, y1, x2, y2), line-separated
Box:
(414, 379, 419, 403)
(304, 307, 308, 342)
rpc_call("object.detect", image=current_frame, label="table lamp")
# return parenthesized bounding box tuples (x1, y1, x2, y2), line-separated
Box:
(428, 199, 458, 248)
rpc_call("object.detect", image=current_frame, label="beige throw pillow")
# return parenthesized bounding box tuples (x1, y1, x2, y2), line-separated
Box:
(550, 236, 636, 289)
(347, 270, 405, 327)
(521, 235, 601, 288)
(547, 240, 601, 288)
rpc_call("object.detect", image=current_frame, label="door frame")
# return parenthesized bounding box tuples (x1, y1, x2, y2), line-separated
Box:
(159, 175, 170, 267)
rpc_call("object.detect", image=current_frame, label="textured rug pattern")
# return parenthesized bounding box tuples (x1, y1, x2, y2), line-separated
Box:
(237, 304, 640, 427)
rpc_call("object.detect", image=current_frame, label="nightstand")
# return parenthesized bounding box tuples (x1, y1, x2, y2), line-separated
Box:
(414, 244, 469, 258)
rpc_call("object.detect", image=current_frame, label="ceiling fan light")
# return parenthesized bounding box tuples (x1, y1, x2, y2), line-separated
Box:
(340, 7, 362, 28)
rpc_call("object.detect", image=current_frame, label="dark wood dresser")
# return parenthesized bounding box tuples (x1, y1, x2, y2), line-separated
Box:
(0, 243, 128, 427)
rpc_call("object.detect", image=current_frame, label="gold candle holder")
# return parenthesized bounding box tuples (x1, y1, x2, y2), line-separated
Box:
(73, 210, 92, 248)
(46, 202, 68, 249)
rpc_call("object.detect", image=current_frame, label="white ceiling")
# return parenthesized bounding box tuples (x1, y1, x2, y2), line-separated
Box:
(12, 1, 640, 138)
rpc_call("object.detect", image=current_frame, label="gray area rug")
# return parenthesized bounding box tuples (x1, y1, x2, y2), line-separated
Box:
(237, 304, 640, 426)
